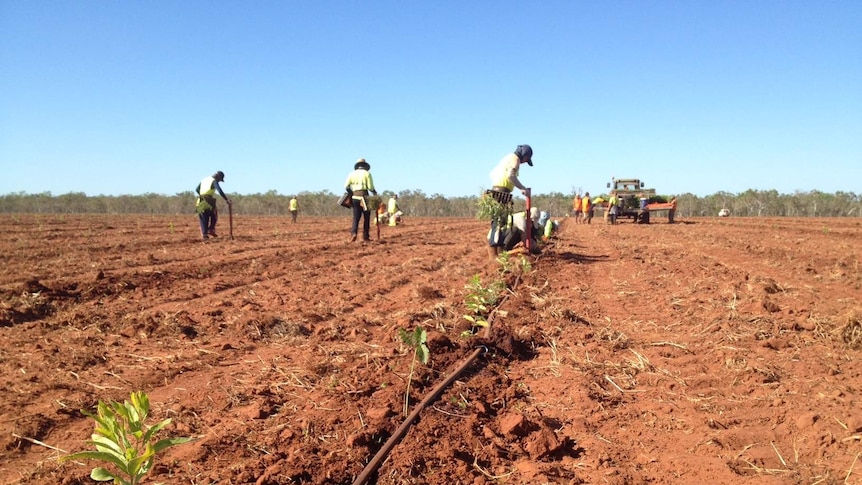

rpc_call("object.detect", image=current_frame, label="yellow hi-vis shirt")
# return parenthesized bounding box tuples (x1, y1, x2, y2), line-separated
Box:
(345, 169, 375, 194)
(388, 197, 398, 214)
(198, 176, 217, 197)
(196, 176, 218, 213)
(289, 198, 298, 211)
(489, 153, 520, 191)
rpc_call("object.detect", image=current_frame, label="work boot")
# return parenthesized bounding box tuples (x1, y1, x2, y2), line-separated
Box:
(487, 246, 499, 261)
(349, 234, 357, 242)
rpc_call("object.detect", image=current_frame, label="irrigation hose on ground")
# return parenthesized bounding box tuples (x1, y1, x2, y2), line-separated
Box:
(351, 233, 554, 485)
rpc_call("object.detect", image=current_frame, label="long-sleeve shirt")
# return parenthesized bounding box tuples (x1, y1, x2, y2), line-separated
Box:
(197, 176, 227, 199)
(489, 153, 526, 192)
(345, 169, 375, 194)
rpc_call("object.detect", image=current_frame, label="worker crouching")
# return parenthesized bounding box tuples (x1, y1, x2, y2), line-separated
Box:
(387, 195, 403, 226)
(501, 207, 542, 255)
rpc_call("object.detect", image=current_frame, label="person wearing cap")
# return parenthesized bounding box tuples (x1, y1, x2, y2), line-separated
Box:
(195, 171, 231, 240)
(486, 144, 533, 260)
(344, 158, 377, 242)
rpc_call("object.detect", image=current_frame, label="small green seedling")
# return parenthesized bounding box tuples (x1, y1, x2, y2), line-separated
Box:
(476, 193, 507, 222)
(398, 326, 430, 417)
(61, 390, 193, 485)
(462, 275, 504, 334)
(518, 255, 532, 274)
(496, 251, 513, 274)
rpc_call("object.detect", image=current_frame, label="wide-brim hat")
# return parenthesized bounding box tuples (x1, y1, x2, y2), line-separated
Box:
(354, 158, 370, 170)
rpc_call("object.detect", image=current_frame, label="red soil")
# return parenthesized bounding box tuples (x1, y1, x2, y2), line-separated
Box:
(1, 214, 860, 484)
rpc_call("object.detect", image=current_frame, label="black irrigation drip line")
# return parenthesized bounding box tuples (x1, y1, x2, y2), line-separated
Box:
(351, 243, 552, 485)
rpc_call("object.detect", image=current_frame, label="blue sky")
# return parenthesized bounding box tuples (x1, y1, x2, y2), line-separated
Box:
(1, 1, 860, 198)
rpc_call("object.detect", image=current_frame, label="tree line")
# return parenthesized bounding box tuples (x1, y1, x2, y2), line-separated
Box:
(0, 189, 859, 218)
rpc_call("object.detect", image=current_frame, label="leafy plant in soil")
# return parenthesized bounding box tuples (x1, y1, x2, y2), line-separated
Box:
(462, 274, 505, 333)
(398, 326, 430, 417)
(61, 390, 193, 485)
(497, 251, 532, 276)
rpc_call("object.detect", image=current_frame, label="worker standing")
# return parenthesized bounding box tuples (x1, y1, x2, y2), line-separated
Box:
(195, 171, 231, 241)
(608, 191, 619, 224)
(573, 194, 582, 223)
(581, 192, 593, 224)
(486, 144, 534, 260)
(344, 158, 377, 242)
(289, 196, 298, 223)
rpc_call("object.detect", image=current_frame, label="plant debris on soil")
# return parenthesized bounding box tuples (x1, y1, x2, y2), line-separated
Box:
(1, 214, 860, 484)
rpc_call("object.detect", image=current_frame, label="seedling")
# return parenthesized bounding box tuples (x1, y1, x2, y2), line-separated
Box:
(398, 326, 430, 417)
(476, 193, 507, 222)
(518, 255, 532, 274)
(496, 251, 513, 274)
(462, 275, 504, 333)
(61, 390, 193, 485)
(497, 252, 531, 276)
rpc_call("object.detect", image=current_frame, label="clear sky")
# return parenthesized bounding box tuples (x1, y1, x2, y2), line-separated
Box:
(2, 1, 860, 198)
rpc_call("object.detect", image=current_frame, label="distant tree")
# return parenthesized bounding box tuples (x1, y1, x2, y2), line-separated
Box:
(0, 189, 859, 217)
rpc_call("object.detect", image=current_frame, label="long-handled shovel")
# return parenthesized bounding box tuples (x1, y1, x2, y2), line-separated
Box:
(524, 188, 532, 253)
(228, 200, 234, 240)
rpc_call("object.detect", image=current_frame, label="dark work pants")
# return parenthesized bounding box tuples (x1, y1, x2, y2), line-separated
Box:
(351, 199, 371, 239)
(199, 208, 217, 238)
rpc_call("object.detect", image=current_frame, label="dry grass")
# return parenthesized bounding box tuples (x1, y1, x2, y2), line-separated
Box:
(841, 311, 862, 349)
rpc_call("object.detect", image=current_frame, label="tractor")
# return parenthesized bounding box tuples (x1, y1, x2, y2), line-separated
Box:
(604, 178, 676, 223)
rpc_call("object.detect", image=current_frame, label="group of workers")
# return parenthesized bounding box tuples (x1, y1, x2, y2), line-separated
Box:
(571, 192, 618, 224)
(191, 144, 559, 253)
(192, 159, 405, 243)
(193, 144, 556, 258)
(194, 145, 677, 269)
(377, 195, 402, 227)
(483, 144, 559, 260)
(572, 191, 665, 225)
(571, 191, 625, 225)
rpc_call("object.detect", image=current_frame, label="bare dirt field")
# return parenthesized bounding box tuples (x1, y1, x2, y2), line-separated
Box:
(1, 213, 861, 485)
